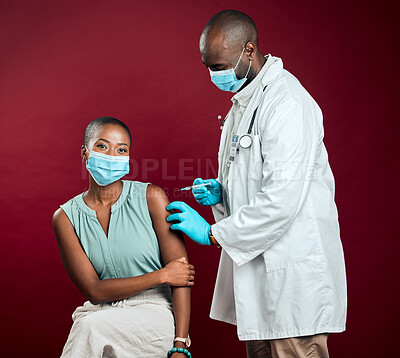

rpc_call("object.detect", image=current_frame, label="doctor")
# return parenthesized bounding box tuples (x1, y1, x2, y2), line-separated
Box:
(166, 10, 347, 358)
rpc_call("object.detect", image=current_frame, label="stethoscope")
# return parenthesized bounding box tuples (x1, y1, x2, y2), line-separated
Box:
(218, 84, 268, 149)
(238, 106, 258, 148)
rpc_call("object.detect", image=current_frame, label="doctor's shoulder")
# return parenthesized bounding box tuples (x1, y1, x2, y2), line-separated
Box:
(271, 70, 325, 131)
(257, 89, 304, 130)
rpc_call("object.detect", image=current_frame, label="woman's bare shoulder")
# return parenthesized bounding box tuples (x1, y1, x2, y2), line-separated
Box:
(146, 184, 170, 210)
(52, 207, 68, 227)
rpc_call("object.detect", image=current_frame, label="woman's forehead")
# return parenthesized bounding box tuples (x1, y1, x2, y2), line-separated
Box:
(93, 124, 131, 144)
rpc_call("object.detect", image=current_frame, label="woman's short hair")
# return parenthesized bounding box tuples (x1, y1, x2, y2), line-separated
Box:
(84, 117, 132, 147)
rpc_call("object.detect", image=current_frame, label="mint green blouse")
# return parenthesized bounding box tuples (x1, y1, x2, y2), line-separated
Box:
(60, 180, 163, 280)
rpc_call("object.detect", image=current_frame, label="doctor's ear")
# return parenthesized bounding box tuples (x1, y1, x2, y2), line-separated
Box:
(245, 42, 257, 60)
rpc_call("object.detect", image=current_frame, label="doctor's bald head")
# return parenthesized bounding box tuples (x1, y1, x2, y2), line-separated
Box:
(200, 10, 264, 91)
(200, 10, 258, 53)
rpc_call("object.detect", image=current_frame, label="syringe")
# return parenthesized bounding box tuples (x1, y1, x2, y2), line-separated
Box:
(180, 182, 211, 191)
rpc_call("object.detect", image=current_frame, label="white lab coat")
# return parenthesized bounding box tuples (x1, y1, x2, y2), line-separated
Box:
(210, 56, 347, 340)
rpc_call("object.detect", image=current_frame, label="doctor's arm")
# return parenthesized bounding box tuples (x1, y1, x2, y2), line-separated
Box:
(147, 185, 191, 351)
(211, 98, 319, 266)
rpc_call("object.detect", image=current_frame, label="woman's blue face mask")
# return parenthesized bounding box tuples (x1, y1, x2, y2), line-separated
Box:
(209, 47, 252, 93)
(85, 147, 130, 186)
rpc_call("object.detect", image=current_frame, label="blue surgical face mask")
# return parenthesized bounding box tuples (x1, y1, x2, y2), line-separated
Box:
(85, 147, 130, 186)
(209, 47, 252, 92)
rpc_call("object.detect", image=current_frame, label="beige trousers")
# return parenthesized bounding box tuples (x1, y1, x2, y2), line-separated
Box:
(60, 285, 175, 358)
(246, 334, 329, 358)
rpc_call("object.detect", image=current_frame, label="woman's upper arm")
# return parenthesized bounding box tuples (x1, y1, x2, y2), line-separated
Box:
(146, 185, 188, 264)
(52, 208, 100, 299)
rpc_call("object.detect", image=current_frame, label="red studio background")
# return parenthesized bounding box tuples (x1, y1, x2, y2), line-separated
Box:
(1, 0, 399, 357)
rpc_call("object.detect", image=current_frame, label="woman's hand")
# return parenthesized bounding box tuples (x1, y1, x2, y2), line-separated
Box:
(162, 257, 195, 287)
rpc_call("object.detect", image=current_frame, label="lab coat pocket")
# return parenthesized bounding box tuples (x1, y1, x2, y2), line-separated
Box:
(263, 253, 313, 273)
(262, 197, 322, 272)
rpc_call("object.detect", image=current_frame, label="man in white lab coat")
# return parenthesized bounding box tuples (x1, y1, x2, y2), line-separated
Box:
(167, 9, 347, 358)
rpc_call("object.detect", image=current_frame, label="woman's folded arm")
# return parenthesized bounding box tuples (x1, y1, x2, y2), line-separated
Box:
(52, 208, 193, 305)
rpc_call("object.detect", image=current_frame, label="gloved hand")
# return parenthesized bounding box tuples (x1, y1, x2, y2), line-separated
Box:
(192, 178, 222, 206)
(166, 201, 211, 245)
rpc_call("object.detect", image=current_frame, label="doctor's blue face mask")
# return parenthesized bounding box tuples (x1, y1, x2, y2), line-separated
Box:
(85, 147, 130, 186)
(209, 47, 252, 93)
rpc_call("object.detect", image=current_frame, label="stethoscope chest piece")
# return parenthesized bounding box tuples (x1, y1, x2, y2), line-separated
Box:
(239, 134, 252, 149)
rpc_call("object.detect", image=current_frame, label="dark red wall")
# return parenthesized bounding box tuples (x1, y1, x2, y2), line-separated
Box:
(1, 1, 398, 357)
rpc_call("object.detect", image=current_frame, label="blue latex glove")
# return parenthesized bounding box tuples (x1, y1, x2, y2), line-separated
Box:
(166, 201, 211, 245)
(192, 178, 222, 206)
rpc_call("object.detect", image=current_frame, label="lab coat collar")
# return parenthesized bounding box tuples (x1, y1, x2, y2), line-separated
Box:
(260, 56, 283, 88)
(230, 56, 283, 153)
(232, 54, 274, 107)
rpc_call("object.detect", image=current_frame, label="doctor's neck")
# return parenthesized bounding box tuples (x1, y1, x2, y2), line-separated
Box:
(253, 52, 267, 73)
(235, 49, 267, 92)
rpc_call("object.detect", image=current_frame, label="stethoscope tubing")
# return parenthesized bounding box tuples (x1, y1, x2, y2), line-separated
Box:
(220, 84, 268, 149)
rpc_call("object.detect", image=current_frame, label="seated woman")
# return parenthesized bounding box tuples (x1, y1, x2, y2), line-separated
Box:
(52, 117, 193, 358)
